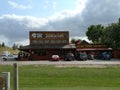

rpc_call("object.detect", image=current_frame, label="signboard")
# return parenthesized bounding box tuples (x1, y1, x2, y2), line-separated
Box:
(76, 44, 108, 49)
(30, 31, 69, 45)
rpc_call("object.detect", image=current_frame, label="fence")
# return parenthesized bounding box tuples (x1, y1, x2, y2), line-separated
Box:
(0, 72, 10, 90)
(0, 77, 4, 90)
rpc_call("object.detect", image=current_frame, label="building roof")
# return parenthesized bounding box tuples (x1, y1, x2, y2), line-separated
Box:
(77, 48, 112, 51)
(19, 44, 76, 50)
(75, 40, 90, 45)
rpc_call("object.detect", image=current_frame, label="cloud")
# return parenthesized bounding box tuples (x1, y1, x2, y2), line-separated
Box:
(0, 35, 9, 45)
(8, 1, 32, 10)
(81, 0, 120, 25)
(1, 0, 120, 46)
(76, 0, 88, 14)
(0, 14, 48, 46)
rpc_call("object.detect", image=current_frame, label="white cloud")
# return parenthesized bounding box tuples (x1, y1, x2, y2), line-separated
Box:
(81, 0, 120, 25)
(1, 0, 120, 47)
(0, 14, 48, 46)
(75, 0, 88, 14)
(70, 36, 91, 43)
(0, 35, 9, 45)
(49, 0, 87, 21)
(8, 1, 32, 10)
(15, 39, 29, 46)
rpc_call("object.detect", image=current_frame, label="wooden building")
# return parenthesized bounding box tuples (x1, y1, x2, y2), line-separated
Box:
(19, 31, 76, 60)
(19, 31, 113, 60)
(75, 40, 112, 59)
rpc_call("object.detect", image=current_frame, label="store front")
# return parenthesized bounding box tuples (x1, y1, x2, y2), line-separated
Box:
(76, 40, 112, 59)
(19, 31, 113, 60)
(19, 31, 76, 60)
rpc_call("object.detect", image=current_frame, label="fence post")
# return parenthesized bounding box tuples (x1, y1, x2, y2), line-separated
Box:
(2, 72, 10, 90)
(13, 63, 18, 90)
(0, 77, 4, 90)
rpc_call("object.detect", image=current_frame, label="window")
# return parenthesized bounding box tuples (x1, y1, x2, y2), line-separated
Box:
(62, 40, 67, 44)
(56, 40, 61, 44)
(35, 50, 46, 56)
(32, 40, 38, 44)
(45, 40, 49, 44)
(39, 40, 44, 44)
(51, 40, 55, 44)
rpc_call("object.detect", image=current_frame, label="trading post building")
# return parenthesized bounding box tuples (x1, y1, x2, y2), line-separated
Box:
(19, 31, 76, 60)
(19, 31, 113, 61)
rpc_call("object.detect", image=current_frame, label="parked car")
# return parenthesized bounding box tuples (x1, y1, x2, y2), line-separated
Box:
(12, 54, 18, 60)
(76, 53, 88, 61)
(0, 54, 7, 61)
(97, 52, 111, 60)
(51, 55, 60, 61)
(87, 54, 94, 60)
(101, 52, 111, 60)
(64, 53, 75, 61)
(2, 54, 17, 61)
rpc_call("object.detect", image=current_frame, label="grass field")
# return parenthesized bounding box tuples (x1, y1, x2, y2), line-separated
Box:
(0, 65, 120, 90)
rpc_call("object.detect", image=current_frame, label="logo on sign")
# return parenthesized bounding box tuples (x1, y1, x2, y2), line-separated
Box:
(32, 33, 43, 38)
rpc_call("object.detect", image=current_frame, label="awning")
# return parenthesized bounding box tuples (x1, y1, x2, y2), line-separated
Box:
(77, 48, 112, 51)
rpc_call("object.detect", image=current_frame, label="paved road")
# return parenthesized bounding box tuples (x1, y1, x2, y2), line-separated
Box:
(0, 59, 120, 66)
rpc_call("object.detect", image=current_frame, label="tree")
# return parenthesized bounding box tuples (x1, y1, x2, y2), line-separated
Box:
(12, 43, 18, 50)
(86, 18, 120, 49)
(2, 42, 5, 47)
(101, 18, 120, 49)
(19, 45, 23, 48)
(101, 24, 113, 44)
(71, 38, 76, 44)
(86, 24, 104, 43)
(0, 44, 1, 48)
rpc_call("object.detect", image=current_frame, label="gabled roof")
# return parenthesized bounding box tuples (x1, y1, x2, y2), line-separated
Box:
(75, 40, 90, 45)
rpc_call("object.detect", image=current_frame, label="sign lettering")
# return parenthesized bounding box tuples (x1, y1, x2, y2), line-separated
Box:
(32, 33, 43, 38)
(30, 31, 69, 45)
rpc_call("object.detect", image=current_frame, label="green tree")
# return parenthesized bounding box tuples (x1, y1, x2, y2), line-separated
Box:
(101, 18, 120, 49)
(2, 42, 5, 47)
(101, 24, 113, 44)
(71, 38, 76, 44)
(86, 24, 104, 43)
(12, 43, 18, 50)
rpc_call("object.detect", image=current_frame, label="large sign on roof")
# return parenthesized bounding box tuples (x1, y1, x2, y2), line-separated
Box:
(30, 31, 69, 45)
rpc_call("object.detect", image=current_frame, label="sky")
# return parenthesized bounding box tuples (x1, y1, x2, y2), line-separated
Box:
(0, 0, 120, 47)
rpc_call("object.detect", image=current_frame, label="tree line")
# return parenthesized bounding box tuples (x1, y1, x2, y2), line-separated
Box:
(86, 18, 120, 50)
(0, 42, 23, 50)
(0, 42, 5, 47)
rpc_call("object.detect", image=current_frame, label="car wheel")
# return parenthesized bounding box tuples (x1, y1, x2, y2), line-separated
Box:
(3, 58, 7, 61)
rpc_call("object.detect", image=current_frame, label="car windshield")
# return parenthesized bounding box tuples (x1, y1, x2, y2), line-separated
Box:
(80, 53, 87, 56)
(67, 53, 74, 56)
(8, 55, 13, 57)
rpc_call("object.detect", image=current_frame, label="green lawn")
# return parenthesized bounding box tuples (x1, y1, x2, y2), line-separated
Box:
(0, 65, 120, 90)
